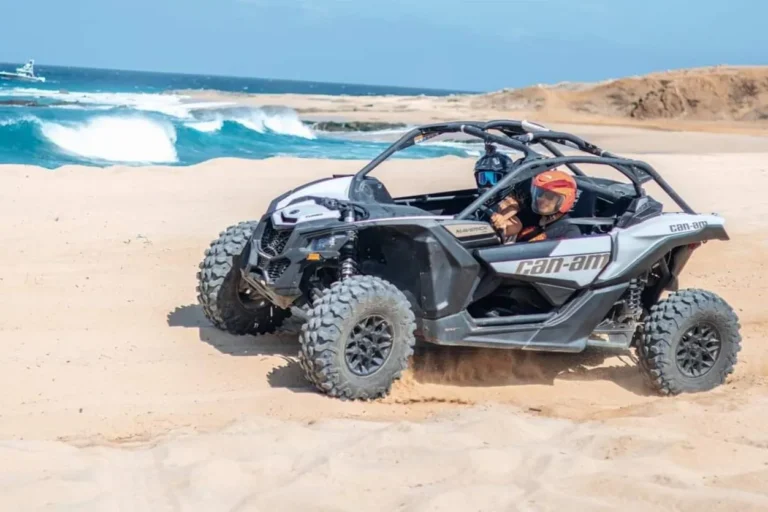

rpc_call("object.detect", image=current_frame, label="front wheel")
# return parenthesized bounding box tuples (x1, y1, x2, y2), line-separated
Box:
(636, 289, 742, 395)
(197, 221, 289, 335)
(298, 275, 416, 400)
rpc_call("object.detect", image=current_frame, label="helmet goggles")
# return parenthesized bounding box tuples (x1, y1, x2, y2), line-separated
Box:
(476, 170, 504, 187)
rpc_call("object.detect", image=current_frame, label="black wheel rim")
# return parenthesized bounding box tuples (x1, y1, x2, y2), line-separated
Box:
(676, 322, 722, 378)
(345, 315, 394, 376)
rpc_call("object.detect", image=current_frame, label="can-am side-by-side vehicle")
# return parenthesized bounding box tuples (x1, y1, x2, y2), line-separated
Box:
(196, 120, 741, 400)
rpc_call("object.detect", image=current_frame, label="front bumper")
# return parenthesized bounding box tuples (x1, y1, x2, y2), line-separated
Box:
(239, 217, 350, 306)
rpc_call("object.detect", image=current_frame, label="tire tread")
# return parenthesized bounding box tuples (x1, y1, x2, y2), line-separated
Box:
(636, 288, 741, 395)
(196, 221, 287, 335)
(298, 275, 416, 400)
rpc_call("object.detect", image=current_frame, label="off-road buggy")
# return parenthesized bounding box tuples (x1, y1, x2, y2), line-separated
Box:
(196, 120, 741, 400)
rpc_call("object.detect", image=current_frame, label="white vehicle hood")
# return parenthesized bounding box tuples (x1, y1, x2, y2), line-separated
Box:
(271, 176, 353, 227)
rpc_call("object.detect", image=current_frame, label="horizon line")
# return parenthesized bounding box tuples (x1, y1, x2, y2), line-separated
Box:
(0, 60, 482, 95)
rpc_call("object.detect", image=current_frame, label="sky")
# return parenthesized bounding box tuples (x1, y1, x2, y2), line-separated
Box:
(2, 0, 767, 91)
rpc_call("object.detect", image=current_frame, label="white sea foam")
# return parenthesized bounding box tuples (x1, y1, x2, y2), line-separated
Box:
(184, 120, 224, 133)
(186, 106, 316, 139)
(0, 115, 38, 127)
(40, 116, 178, 163)
(6, 87, 317, 140)
(232, 107, 316, 138)
(3, 87, 235, 118)
(423, 140, 485, 157)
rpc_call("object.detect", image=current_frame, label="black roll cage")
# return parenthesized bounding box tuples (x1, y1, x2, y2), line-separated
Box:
(352, 120, 695, 216)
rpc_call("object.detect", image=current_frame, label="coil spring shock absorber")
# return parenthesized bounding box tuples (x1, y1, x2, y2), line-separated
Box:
(340, 208, 358, 280)
(615, 276, 646, 324)
(626, 276, 647, 320)
(628, 279, 642, 315)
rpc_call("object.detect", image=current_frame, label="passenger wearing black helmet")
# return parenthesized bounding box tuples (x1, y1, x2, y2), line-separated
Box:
(473, 144, 525, 239)
(473, 143, 516, 191)
(473, 143, 580, 244)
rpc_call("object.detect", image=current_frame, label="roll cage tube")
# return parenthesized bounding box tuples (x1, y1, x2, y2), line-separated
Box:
(484, 122, 695, 213)
(483, 120, 609, 157)
(483, 120, 659, 185)
(456, 155, 695, 220)
(352, 121, 541, 182)
(351, 120, 696, 215)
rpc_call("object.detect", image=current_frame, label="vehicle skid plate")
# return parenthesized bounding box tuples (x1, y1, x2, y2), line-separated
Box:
(240, 269, 298, 309)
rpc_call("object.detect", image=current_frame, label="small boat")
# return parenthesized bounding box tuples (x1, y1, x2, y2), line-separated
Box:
(0, 59, 46, 83)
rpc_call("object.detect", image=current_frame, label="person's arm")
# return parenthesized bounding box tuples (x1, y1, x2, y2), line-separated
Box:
(491, 195, 523, 241)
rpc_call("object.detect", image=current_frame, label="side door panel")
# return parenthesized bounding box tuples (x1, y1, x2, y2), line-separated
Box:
(596, 214, 727, 284)
(476, 235, 613, 290)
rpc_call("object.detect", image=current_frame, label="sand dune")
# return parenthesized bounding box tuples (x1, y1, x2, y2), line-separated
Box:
(1, 120, 768, 509)
(474, 66, 768, 122)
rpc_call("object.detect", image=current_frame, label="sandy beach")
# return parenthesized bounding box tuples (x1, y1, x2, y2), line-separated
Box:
(2, 109, 768, 510)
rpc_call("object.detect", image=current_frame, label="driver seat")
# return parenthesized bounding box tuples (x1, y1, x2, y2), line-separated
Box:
(565, 184, 615, 235)
(569, 187, 595, 218)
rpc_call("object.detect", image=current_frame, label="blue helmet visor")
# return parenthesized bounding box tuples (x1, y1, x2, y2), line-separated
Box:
(476, 170, 503, 187)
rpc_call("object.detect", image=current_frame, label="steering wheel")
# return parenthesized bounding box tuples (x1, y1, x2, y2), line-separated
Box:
(478, 204, 495, 219)
(473, 202, 497, 223)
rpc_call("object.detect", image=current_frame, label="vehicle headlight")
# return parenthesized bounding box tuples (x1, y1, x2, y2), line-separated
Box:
(309, 234, 343, 251)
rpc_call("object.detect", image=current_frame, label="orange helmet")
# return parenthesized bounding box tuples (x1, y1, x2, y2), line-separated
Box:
(531, 170, 577, 215)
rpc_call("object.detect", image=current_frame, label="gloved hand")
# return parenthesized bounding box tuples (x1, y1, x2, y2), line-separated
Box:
(490, 196, 523, 239)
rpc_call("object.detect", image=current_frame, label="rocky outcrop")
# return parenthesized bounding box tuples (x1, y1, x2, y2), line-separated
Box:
(0, 99, 74, 108)
(305, 121, 408, 132)
(629, 82, 688, 119)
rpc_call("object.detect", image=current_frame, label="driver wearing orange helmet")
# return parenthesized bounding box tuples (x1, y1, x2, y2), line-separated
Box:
(491, 169, 581, 243)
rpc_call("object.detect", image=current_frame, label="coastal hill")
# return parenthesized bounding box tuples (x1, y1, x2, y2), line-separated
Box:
(472, 66, 768, 122)
(178, 66, 768, 134)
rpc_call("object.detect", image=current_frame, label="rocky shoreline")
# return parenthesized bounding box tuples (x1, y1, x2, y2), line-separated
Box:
(0, 99, 73, 108)
(303, 120, 409, 132)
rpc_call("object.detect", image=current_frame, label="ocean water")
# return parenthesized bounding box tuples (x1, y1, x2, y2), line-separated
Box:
(0, 64, 478, 168)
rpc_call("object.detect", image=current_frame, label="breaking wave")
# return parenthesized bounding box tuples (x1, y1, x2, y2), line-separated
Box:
(183, 105, 316, 139)
(0, 87, 475, 168)
(40, 116, 178, 164)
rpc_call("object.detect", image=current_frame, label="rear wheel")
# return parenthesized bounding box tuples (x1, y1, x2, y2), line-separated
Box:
(197, 221, 289, 335)
(636, 289, 741, 395)
(298, 275, 416, 400)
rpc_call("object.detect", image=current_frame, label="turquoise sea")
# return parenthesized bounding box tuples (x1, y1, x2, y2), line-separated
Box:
(0, 64, 479, 168)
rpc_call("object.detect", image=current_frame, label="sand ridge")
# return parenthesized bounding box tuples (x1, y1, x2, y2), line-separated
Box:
(474, 66, 768, 122)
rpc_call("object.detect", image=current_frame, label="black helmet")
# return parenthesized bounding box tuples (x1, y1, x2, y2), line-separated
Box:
(474, 144, 515, 190)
